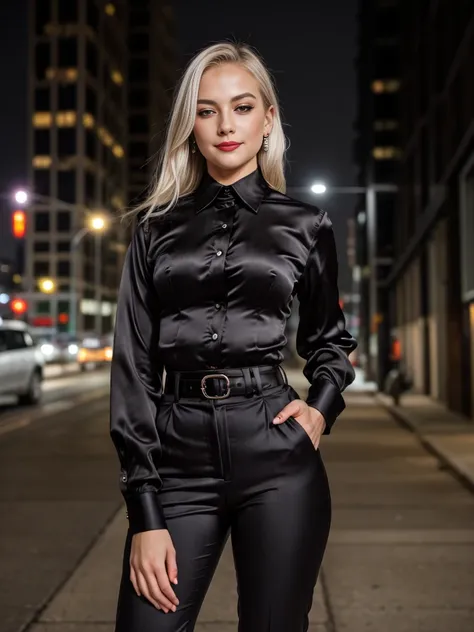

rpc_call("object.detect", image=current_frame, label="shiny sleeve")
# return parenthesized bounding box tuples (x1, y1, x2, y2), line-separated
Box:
(109, 219, 167, 534)
(296, 211, 358, 434)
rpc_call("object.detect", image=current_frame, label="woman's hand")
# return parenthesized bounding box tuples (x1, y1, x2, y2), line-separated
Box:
(272, 399, 326, 450)
(130, 529, 180, 613)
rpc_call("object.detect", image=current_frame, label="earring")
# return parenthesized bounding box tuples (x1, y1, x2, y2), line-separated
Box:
(263, 134, 269, 152)
(191, 138, 197, 154)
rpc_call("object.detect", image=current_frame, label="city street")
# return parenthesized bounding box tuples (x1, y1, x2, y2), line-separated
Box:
(0, 367, 473, 632)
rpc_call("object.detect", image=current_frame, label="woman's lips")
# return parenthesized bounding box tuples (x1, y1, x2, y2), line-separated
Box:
(216, 142, 242, 152)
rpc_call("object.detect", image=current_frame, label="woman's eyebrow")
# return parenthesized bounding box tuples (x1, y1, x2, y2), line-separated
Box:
(197, 92, 257, 105)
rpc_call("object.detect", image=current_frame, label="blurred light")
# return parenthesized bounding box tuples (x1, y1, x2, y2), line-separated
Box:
(12, 273, 22, 284)
(68, 344, 79, 355)
(97, 126, 114, 147)
(14, 190, 28, 205)
(0, 293, 10, 304)
(111, 70, 123, 85)
(56, 111, 77, 127)
(33, 112, 52, 127)
(12, 211, 26, 238)
(112, 144, 124, 158)
(105, 347, 113, 360)
(371, 79, 400, 94)
(33, 155, 52, 168)
(41, 343, 54, 356)
(311, 183, 327, 195)
(90, 216, 106, 231)
(372, 146, 402, 160)
(11, 298, 27, 314)
(105, 3, 116, 15)
(357, 212, 366, 225)
(38, 278, 56, 293)
(83, 113, 95, 128)
(58, 312, 69, 324)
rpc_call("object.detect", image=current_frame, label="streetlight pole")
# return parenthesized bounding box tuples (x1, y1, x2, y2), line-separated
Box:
(94, 231, 102, 334)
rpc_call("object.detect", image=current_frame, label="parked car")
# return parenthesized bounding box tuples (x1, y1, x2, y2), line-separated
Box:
(0, 318, 45, 405)
(77, 333, 113, 371)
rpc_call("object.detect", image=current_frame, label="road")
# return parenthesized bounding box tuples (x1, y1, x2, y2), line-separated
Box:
(0, 367, 473, 632)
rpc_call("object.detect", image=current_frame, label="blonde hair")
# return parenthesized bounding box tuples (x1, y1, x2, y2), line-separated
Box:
(126, 41, 287, 223)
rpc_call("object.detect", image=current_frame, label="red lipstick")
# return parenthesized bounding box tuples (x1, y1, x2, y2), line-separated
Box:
(216, 142, 242, 152)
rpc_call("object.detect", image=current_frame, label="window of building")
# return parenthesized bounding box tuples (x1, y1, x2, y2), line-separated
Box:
(35, 42, 51, 80)
(57, 241, 70, 253)
(86, 85, 97, 114)
(35, 87, 50, 110)
(57, 211, 71, 232)
(371, 79, 400, 93)
(58, 37, 78, 66)
(34, 171, 50, 197)
(58, 0, 78, 22)
(34, 129, 51, 154)
(57, 261, 71, 277)
(129, 32, 149, 53)
(460, 158, 474, 302)
(85, 172, 96, 205)
(87, 0, 100, 30)
(86, 129, 97, 160)
(58, 84, 77, 110)
(129, 59, 148, 83)
(130, 8, 148, 27)
(35, 0, 51, 35)
(34, 212, 50, 232)
(34, 261, 50, 277)
(129, 114, 148, 134)
(129, 88, 148, 108)
(34, 241, 50, 253)
(86, 40, 98, 78)
(58, 128, 76, 156)
(58, 172, 76, 204)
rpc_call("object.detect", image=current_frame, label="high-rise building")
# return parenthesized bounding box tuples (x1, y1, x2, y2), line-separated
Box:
(353, 0, 401, 385)
(25, 0, 175, 337)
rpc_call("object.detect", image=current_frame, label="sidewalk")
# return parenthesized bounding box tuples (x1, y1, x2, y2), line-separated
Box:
(375, 390, 474, 491)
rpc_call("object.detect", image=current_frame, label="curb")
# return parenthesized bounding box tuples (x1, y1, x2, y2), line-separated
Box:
(374, 392, 474, 493)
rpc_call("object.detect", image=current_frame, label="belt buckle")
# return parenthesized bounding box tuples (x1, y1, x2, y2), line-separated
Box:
(201, 373, 231, 399)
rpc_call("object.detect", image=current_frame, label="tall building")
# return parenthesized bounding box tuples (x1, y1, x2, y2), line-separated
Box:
(25, 0, 175, 337)
(388, 2, 474, 418)
(353, 0, 401, 385)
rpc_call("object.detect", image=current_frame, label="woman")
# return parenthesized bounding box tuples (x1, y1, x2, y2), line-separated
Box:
(110, 41, 357, 631)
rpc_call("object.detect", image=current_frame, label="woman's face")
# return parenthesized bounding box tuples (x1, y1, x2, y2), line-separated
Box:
(193, 63, 274, 182)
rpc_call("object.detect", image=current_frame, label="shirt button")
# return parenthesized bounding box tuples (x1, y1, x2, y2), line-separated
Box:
(216, 250, 223, 256)
(212, 333, 218, 340)
(221, 223, 227, 229)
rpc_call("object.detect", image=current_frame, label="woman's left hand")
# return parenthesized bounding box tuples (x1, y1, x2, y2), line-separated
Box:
(272, 400, 326, 450)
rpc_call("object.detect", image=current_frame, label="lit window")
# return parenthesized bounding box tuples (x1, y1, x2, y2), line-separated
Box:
(372, 146, 402, 159)
(33, 112, 53, 127)
(111, 70, 124, 85)
(56, 111, 77, 127)
(46, 67, 78, 82)
(374, 120, 399, 131)
(371, 79, 400, 93)
(65, 68, 78, 81)
(83, 113, 95, 128)
(105, 3, 116, 16)
(112, 144, 124, 158)
(33, 155, 52, 168)
(97, 126, 114, 147)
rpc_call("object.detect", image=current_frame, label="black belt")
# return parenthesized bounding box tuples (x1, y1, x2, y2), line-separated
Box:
(164, 364, 287, 400)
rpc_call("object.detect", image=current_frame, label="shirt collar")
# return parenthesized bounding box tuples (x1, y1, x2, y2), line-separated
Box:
(194, 167, 269, 214)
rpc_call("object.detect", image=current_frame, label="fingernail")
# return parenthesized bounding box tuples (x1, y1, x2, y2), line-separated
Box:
(173, 578, 178, 585)
(272, 417, 279, 424)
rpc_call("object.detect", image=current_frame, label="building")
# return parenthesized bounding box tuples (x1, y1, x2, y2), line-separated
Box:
(388, 1, 474, 418)
(353, 0, 401, 385)
(25, 0, 175, 337)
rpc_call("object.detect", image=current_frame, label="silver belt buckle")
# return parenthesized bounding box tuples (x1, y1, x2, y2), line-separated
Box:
(201, 373, 231, 399)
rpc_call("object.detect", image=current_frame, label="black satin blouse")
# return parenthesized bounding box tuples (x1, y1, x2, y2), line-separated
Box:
(110, 167, 357, 532)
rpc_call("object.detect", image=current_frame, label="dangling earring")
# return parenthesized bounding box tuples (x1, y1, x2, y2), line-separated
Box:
(263, 134, 269, 152)
(191, 138, 197, 154)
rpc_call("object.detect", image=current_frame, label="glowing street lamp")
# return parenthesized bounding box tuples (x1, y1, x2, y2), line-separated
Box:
(310, 183, 327, 195)
(38, 278, 56, 294)
(14, 190, 28, 205)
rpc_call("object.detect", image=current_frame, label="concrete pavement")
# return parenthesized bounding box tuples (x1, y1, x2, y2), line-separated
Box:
(18, 368, 474, 632)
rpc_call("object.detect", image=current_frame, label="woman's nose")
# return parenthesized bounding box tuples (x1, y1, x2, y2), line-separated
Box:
(218, 114, 235, 136)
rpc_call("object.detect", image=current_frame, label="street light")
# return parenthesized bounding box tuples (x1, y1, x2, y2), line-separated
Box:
(38, 277, 56, 294)
(9, 188, 109, 338)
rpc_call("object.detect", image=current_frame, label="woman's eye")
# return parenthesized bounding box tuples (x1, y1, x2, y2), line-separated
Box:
(236, 105, 253, 112)
(198, 109, 214, 117)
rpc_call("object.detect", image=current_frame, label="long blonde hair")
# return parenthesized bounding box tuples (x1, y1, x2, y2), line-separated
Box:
(127, 41, 287, 223)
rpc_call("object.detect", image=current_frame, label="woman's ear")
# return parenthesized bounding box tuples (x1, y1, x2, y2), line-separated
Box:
(264, 104, 275, 136)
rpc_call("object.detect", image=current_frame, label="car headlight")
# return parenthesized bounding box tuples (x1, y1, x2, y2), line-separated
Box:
(68, 344, 79, 354)
(41, 344, 54, 355)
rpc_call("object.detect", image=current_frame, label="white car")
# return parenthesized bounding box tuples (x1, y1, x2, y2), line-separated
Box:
(0, 318, 45, 405)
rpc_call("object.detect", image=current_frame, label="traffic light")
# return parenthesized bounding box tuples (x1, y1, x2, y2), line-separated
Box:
(10, 298, 27, 315)
(12, 210, 26, 238)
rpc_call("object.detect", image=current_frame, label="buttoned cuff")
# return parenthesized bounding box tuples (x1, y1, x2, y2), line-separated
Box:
(125, 491, 167, 534)
(306, 378, 346, 435)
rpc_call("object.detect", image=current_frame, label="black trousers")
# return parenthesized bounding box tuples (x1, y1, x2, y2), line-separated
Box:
(115, 371, 331, 631)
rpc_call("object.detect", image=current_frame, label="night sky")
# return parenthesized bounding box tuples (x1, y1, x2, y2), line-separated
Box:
(0, 0, 357, 292)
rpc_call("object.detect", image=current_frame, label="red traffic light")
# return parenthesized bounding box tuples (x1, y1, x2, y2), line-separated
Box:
(12, 210, 26, 238)
(58, 312, 69, 324)
(11, 298, 27, 314)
